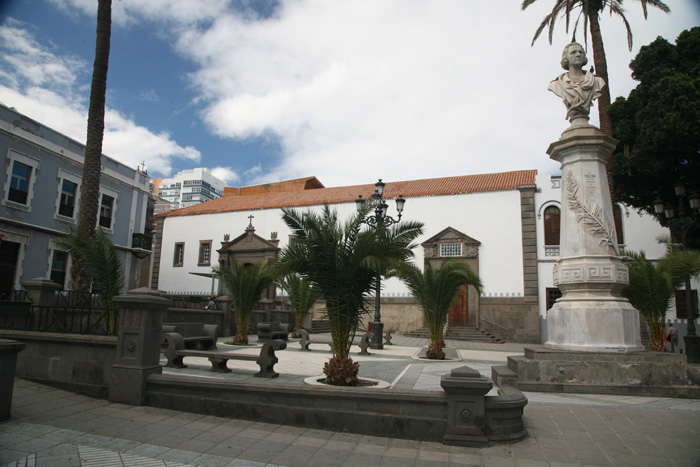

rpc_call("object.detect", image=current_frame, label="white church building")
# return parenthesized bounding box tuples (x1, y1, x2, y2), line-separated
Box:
(151, 170, 669, 344)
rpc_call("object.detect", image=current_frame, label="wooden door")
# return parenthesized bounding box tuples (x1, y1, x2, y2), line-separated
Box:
(448, 285, 468, 327)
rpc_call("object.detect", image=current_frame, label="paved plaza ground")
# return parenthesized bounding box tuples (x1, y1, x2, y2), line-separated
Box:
(1, 335, 699, 467)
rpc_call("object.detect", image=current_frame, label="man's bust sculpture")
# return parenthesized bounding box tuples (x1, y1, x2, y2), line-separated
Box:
(548, 42, 605, 125)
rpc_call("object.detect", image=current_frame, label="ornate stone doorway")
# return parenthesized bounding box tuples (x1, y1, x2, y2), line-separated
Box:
(422, 227, 480, 328)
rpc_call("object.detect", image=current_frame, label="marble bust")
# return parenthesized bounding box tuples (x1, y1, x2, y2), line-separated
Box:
(548, 42, 605, 125)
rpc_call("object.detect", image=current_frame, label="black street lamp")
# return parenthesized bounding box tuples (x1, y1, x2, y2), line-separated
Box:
(653, 184, 700, 363)
(356, 179, 406, 350)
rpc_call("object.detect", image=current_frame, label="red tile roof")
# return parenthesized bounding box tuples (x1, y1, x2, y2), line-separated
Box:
(161, 170, 537, 218)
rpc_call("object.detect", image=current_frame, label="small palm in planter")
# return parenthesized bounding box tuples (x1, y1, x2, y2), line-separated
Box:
(622, 240, 700, 351)
(277, 204, 423, 385)
(399, 260, 482, 359)
(278, 273, 321, 336)
(214, 258, 278, 345)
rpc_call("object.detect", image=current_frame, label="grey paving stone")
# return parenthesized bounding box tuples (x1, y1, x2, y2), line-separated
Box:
(0, 448, 33, 465)
(235, 447, 276, 463)
(383, 446, 418, 460)
(156, 448, 201, 463)
(205, 442, 246, 459)
(190, 453, 235, 467)
(125, 442, 172, 458)
(223, 459, 267, 467)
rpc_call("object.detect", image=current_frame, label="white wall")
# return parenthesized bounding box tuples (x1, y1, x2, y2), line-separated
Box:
(157, 189, 525, 297)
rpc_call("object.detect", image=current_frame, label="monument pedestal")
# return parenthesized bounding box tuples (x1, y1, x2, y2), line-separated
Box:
(546, 123, 642, 352)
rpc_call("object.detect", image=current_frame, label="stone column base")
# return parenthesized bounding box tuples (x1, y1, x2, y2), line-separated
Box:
(546, 299, 643, 352)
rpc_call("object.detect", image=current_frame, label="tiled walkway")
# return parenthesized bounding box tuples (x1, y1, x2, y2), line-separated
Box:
(1, 336, 699, 467)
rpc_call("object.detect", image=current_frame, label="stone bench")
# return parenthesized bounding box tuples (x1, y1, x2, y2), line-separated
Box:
(162, 323, 219, 351)
(257, 322, 290, 341)
(162, 332, 286, 378)
(297, 329, 373, 355)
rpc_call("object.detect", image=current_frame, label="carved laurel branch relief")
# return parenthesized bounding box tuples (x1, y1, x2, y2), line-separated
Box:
(565, 170, 618, 255)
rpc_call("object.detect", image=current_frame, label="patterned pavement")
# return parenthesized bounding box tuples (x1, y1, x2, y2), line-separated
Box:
(1, 335, 699, 467)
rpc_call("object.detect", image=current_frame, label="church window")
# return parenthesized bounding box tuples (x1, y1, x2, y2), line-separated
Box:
(544, 206, 560, 246)
(440, 242, 462, 257)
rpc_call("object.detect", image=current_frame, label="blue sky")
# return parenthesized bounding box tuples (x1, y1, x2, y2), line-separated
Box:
(0, 0, 698, 188)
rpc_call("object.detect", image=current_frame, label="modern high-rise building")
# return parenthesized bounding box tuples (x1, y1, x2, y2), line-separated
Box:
(157, 168, 225, 209)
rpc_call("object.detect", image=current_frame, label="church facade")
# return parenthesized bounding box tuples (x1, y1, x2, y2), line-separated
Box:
(151, 170, 667, 344)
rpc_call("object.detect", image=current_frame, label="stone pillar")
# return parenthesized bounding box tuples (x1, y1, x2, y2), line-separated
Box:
(109, 288, 171, 405)
(21, 277, 61, 306)
(215, 295, 232, 336)
(441, 366, 493, 446)
(0, 339, 26, 421)
(546, 124, 643, 352)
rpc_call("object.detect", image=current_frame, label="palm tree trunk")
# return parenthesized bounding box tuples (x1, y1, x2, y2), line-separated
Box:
(79, 0, 112, 236)
(73, 0, 112, 293)
(72, 0, 111, 294)
(588, 12, 616, 201)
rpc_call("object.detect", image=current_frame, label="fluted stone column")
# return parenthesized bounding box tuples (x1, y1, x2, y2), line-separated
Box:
(109, 288, 171, 405)
(546, 124, 643, 352)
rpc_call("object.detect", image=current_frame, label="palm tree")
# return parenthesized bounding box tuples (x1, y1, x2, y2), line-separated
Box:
(276, 204, 423, 385)
(622, 244, 700, 351)
(54, 228, 124, 334)
(72, 0, 112, 293)
(278, 274, 321, 335)
(399, 260, 482, 359)
(523, 0, 670, 137)
(214, 259, 278, 345)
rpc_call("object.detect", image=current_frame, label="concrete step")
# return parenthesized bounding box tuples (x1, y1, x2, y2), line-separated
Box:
(491, 365, 518, 388)
(311, 320, 330, 333)
(404, 327, 504, 343)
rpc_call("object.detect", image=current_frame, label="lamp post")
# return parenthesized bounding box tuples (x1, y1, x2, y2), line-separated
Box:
(356, 179, 406, 350)
(653, 184, 700, 363)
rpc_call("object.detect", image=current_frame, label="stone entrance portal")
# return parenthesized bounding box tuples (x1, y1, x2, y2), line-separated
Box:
(422, 227, 480, 327)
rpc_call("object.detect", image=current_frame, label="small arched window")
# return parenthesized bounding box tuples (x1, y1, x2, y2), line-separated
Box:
(544, 206, 560, 246)
(613, 205, 624, 245)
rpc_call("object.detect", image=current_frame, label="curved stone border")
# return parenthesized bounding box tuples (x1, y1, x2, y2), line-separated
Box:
(303, 375, 391, 389)
(412, 346, 462, 362)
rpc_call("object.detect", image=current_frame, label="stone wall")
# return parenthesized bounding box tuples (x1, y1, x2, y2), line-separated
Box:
(0, 330, 116, 397)
(311, 298, 424, 334)
(164, 308, 228, 335)
(479, 297, 539, 344)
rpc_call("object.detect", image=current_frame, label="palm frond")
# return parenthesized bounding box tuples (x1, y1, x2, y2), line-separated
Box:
(277, 204, 423, 358)
(399, 260, 482, 345)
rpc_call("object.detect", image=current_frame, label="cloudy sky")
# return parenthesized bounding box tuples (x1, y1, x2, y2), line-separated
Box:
(0, 0, 697, 188)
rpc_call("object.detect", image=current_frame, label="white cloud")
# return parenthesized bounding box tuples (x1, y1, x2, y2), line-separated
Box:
(210, 166, 239, 185)
(4, 0, 698, 189)
(174, 0, 698, 187)
(48, 0, 239, 27)
(0, 18, 202, 177)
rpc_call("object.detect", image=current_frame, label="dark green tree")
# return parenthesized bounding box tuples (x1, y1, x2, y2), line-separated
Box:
(399, 260, 482, 360)
(610, 27, 700, 246)
(55, 228, 124, 334)
(278, 273, 321, 335)
(214, 259, 278, 345)
(622, 241, 700, 351)
(276, 204, 423, 386)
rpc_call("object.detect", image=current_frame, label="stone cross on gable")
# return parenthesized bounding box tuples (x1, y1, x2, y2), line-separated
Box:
(247, 215, 254, 228)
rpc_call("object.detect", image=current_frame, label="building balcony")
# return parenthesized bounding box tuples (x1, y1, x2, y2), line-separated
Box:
(132, 233, 153, 251)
